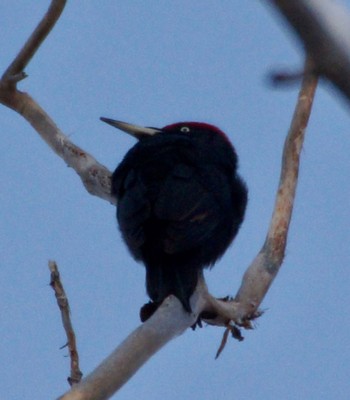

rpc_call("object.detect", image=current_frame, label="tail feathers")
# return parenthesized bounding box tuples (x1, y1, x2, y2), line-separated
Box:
(145, 264, 199, 312)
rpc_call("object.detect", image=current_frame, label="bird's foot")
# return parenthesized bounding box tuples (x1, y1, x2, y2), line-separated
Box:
(139, 301, 161, 322)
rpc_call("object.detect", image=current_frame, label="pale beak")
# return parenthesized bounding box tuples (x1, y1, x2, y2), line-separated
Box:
(100, 117, 161, 139)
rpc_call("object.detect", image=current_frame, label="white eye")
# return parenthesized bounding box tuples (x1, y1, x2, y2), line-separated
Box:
(180, 126, 190, 133)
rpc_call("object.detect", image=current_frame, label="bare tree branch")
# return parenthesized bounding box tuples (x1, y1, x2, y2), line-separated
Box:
(2, 0, 66, 84)
(267, 0, 350, 103)
(49, 261, 83, 386)
(233, 57, 318, 318)
(1, 3, 320, 400)
(57, 276, 210, 400)
(0, 1, 114, 203)
(0, 82, 114, 203)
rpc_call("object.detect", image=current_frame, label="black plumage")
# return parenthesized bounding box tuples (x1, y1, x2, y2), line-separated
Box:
(101, 119, 247, 315)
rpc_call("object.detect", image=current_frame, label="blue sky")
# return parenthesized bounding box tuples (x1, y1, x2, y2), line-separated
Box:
(1, 1, 350, 399)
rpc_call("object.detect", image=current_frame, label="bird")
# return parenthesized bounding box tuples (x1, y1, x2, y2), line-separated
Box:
(100, 117, 248, 317)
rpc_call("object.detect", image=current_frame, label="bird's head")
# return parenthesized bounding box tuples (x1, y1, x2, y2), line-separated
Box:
(100, 118, 233, 147)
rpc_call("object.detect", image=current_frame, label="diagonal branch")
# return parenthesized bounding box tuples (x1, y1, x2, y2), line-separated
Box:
(0, 88, 114, 203)
(0, 1, 114, 203)
(2, 0, 67, 85)
(233, 57, 318, 318)
(57, 277, 209, 400)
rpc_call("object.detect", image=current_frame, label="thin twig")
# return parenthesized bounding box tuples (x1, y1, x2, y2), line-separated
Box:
(215, 327, 231, 359)
(49, 261, 83, 386)
(2, 0, 67, 84)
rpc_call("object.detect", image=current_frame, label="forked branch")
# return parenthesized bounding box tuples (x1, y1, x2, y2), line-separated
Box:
(0, 0, 114, 203)
(1, 2, 319, 400)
